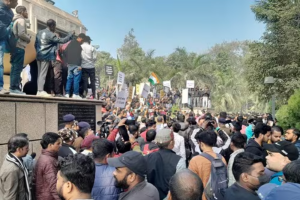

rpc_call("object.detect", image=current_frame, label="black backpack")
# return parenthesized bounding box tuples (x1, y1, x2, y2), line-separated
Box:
(201, 153, 228, 200)
(4, 22, 18, 53)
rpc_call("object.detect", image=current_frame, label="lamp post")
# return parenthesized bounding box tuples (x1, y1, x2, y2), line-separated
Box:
(264, 76, 275, 120)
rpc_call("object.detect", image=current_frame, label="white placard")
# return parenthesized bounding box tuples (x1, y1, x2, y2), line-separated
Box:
(115, 91, 127, 108)
(132, 87, 135, 99)
(182, 89, 189, 104)
(117, 72, 125, 85)
(141, 84, 150, 98)
(163, 81, 171, 89)
(186, 80, 195, 88)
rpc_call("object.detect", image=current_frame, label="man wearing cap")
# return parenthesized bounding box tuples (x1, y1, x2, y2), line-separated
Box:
(73, 121, 91, 152)
(146, 129, 186, 199)
(64, 33, 86, 99)
(108, 151, 159, 200)
(81, 35, 97, 99)
(264, 140, 299, 185)
(57, 128, 77, 158)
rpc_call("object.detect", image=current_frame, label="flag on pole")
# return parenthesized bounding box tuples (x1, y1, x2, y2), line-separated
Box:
(148, 72, 159, 85)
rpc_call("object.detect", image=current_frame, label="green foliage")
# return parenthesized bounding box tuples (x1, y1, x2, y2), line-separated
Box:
(277, 90, 300, 130)
(246, 0, 300, 106)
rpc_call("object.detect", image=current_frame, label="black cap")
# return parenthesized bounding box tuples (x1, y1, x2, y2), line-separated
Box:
(107, 151, 147, 176)
(63, 114, 75, 122)
(264, 141, 299, 161)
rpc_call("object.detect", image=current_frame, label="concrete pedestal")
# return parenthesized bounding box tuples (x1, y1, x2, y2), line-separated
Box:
(0, 94, 103, 165)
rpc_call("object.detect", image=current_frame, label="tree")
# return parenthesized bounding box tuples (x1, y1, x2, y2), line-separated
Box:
(246, 0, 300, 106)
(277, 90, 300, 130)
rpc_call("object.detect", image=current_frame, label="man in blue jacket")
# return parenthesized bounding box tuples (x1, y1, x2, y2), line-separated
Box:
(35, 19, 73, 97)
(92, 138, 120, 200)
(0, 0, 18, 94)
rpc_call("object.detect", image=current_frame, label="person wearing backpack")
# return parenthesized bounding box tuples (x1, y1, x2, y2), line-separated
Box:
(0, 0, 18, 95)
(189, 130, 227, 200)
(140, 129, 159, 155)
(9, 6, 31, 95)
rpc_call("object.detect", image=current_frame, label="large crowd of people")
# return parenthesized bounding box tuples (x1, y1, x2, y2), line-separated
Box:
(1, 106, 300, 200)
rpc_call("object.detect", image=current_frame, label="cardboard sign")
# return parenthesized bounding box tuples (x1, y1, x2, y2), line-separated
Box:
(182, 89, 189, 104)
(186, 80, 195, 88)
(128, 86, 133, 101)
(105, 65, 114, 76)
(115, 91, 127, 108)
(160, 90, 165, 98)
(132, 87, 135, 99)
(163, 81, 171, 89)
(117, 72, 125, 84)
(136, 84, 140, 95)
(141, 84, 150, 98)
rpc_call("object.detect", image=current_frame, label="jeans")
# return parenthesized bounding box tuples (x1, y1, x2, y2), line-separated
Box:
(66, 64, 82, 95)
(82, 68, 95, 98)
(0, 41, 4, 88)
(10, 48, 25, 90)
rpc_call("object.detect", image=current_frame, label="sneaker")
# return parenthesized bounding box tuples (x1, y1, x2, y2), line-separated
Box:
(72, 94, 82, 99)
(65, 94, 70, 98)
(36, 91, 52, 97)
(10, 89, 25, 95)
(0, 88, 10, 94)
(55, 94, 65, 98)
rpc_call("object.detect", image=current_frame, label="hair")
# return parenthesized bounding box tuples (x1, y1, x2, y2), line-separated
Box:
(232, 152, 263, 182)
(253, 123, 271, 138)
(283, 159, 300, 184)
(177, 114, 185, 122)
(194, 131, 217, 147)
(128, 125, 138, 135)
(231, 133, 247, 149)
(233, 123, 242, 132)
(237, 116, 243, 123)
(157, 116, 163, 123)
(271, 126, 283, 135)
(167, 121, 173, 128)
(220, 112, 227, 119)
(187, 117, 197, 125)
(8, 135, 29, 153)
(16, 133, 28, 139)
(141, 117, 147, 123)
(46, 19, 56, 27)
(172, 122, 181, 133)
(146, 119, 156, 128)
(31, 152, 36, 159)
(40, 132, 61, 149)
(116, 137, 131, 154)
(59, 154, 95, 194)
(16, 6, 26, 14)
(169, 169, 203, 200)
(146, 129, 156, 142)
(157, 141, 172, 149)
(288, 128, 300, 140)
(92, 139, 114, 160)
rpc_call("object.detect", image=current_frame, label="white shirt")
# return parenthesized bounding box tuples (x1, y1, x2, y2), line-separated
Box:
(81, 42, 97, 69)
(172, 132, 186, 160)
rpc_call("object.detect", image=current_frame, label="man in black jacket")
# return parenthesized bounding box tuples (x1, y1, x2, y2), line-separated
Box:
(64, 33, 85, 99)
(245, 122, 271, 166)
(58, 128, 76, 158)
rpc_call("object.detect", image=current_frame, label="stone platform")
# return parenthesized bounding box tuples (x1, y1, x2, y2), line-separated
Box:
(0, 94, 104, 165)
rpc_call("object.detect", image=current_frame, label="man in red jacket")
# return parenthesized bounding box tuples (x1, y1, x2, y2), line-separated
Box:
(34, 132, 62, 200)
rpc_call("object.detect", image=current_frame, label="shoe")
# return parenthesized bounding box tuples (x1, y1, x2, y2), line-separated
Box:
(55, 94, 65, 98)
(36, 91, 52, 97)
(72, 95, 82, 99)
(0, 88, 10, 94)
(65, 94, 70, 98)
(10, 89, 25, 95)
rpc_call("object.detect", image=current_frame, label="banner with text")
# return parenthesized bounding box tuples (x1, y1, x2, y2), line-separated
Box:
(117, 72, 125, 85)
(163, 81, 171, 89)
(182, 89, 189, 104)
(141, 84, 150, 98)
(186, 80, 195, 88)
(115, 91, 127, 108)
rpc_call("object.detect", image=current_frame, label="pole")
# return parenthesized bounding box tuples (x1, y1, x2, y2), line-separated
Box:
(272, 94, 276, 120)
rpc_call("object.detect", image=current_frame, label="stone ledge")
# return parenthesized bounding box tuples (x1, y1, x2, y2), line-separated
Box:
(0, 94, 105, 105)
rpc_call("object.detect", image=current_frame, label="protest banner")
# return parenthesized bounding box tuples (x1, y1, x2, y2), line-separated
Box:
(186, 80, 195, 88)
(117, 72, 125, 84)
(136, 84, 140, 95)
(128, 86, 133, 101)
(115, 91, 127, 108)
(141, 84, 150, 98)
(160, 90, 165, 98)
(163, 81, 171, 89)
(182, 89, 189, 103)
